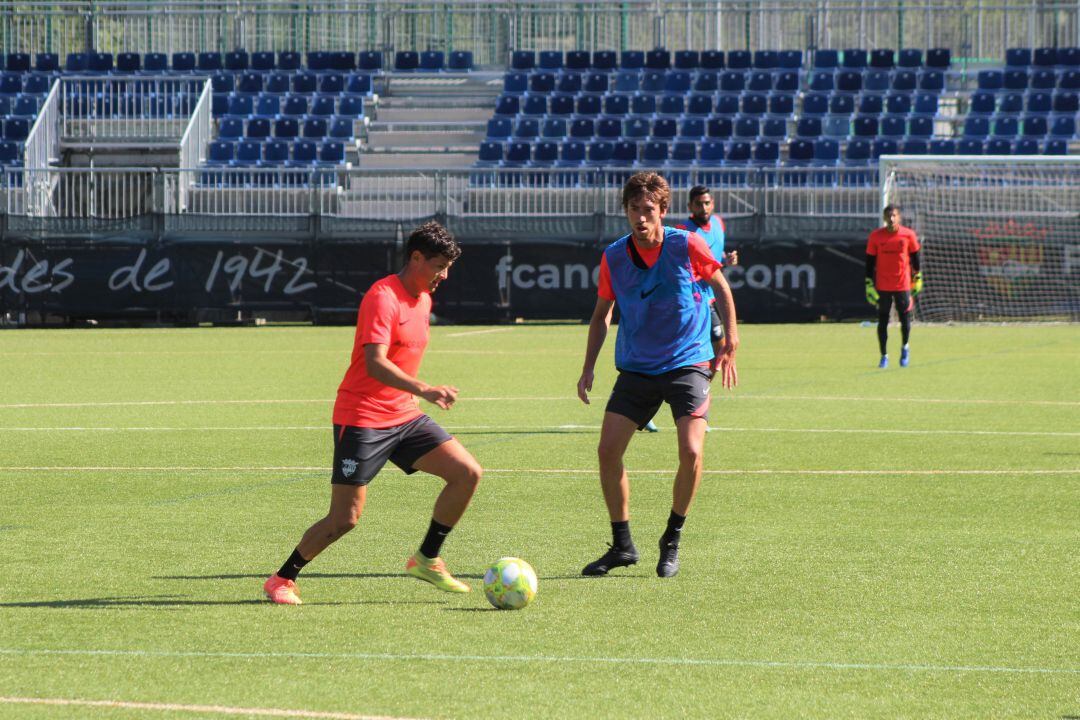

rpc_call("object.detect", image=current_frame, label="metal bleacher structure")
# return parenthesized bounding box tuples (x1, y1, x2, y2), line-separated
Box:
(0, 0, 1073, 232)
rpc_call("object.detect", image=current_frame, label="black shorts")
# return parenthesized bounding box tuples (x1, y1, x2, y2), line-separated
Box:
(331, 415, 453, 486)
(709, 304, 724, 342)
(877, 290, 913, 316)
(605, 366, 712, 430)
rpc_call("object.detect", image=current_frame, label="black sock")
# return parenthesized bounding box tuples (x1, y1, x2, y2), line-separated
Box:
(611, 520, 633, 550)
(277, 548, 309, 581)
(419, 518, 453, 559)
(663, 510, 686, 545)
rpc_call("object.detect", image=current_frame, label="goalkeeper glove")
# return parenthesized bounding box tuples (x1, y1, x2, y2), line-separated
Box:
(865, 278, 879, 305)
(912, 271, 924, 296)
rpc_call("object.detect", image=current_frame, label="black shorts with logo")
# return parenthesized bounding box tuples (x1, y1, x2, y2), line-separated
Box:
(605, 366, 712, 430)
(331, 414, 453, 486)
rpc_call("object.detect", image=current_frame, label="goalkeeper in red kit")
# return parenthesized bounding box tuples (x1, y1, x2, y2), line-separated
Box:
(865, 205, 923, 368)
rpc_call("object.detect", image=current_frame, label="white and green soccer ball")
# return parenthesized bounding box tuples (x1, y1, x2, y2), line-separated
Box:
(482, 557, 537, 610)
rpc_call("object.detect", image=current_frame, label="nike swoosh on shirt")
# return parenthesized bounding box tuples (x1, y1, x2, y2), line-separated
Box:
(640, 284, 662, 299)
(398, 318, 410, 325)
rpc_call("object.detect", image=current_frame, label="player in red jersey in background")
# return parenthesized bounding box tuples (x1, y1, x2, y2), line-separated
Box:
(865, 205, 923, 368)
(263, 222, 482, 604)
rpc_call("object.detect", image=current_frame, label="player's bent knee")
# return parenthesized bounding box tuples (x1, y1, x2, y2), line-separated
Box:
(677, 442, 704, 468)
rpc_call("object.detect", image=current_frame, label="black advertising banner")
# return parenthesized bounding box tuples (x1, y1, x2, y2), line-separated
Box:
(1, 238, 870, 323)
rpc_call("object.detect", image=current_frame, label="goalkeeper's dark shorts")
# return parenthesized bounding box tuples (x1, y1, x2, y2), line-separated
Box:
(877, 290, 913, 316)
(330, 415, 453, 486)
(606, 366, 712, 430)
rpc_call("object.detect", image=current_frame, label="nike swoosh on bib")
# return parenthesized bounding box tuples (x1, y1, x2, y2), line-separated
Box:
(640, 284, 662, 299)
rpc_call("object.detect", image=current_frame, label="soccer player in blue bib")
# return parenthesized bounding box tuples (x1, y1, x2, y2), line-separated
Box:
(576, 172, 739, 578)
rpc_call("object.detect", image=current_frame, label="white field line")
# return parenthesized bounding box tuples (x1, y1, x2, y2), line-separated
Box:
(1, 395, 1077, 410)
(0, 648, 1076, 676)
(444, 328, 512, 338)
(0, 466, 1075, 476)
(0, 425, 1076, 438)
(0, 696, 423, 720)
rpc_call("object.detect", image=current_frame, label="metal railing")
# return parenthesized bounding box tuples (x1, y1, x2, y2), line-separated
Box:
(1, 1, 1076, 67)
(60, 76, 205, 145)
(4, 165, 882, 221)
(177, 79, 214, 212)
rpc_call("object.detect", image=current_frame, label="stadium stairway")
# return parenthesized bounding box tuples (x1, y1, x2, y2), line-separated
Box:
(357, 69, 502, 168)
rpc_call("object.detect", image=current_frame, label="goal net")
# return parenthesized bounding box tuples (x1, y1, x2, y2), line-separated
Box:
(880, 156, 1080, 322)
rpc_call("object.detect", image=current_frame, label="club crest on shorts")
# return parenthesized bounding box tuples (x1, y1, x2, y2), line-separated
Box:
(341, 458, 358, 478)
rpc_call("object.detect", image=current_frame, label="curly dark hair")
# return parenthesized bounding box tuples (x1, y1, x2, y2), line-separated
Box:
(621, 172, 670, 212)
(406, 221, 462, 262)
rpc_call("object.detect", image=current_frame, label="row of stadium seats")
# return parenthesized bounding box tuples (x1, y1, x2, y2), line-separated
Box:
(976, 68, 1080, 91)
(501, 67, 948, 95)
(967, 90, 1080, 115)
(477, 136, 1070, 170)
(206, 138, 346, 167)
(510, 47, 953, 72)
(494, 92, 942, 120)
(1004, 47, 1080, 67)
(212, 92, 364, 119)
(204, 72, 373, 96)
(0, 96, 40, 117)
(216, 116, 356, 141)
(0, 50, 464, 74)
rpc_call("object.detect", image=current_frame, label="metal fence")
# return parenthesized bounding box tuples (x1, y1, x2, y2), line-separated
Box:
(1, 165, 881, 221)
(177, 80, 214, 212)
(1, 1, 1076, 67)
(59, 76, 207, 145)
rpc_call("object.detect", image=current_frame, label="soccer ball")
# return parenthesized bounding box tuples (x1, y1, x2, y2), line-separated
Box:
(482, 557, 538, 610)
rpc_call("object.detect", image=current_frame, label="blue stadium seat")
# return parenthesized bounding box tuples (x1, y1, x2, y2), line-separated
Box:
(994, 116, 1019, 136)
(66, 53, 89, 72)
(674, 50, 699, 70)
(309, 95, 336, 116)
(761, 118, 787, 140)
(587, 50, 614, 71)
(890, 70, 917, 91)
(885, 93, 911, 115)
(678, 118, 705, 139)
(520, 95, 547, 117)
(534, 51, 560, 71)
(664, 71, 691, 94)
(741, 93, 767, 115)
(774, 71, 799, 93)
(570, 118, 595, 138)
(394, 51, 419, 72)
(857, 94, 883, 115)
(358, 51, 382, 72)
(318, 73, 343, 94)
(253, 95, 280, 118)
(1050, 115, 1076, 138)
(584, 72, 608, 93)
(918, 70, 944, 91)
(290, 139, 317, 166)
(197, 52, 222, 72)
(928, 138, 955, 154)
(879, 116, 905, 137)
(549, 95, 574, 116)
(219, 118, 244, 141)
(207, 140, 235, 165)
(641, 140, 668, 164)
(559, 140, 586, 166)
(671, 141, 696, 164)
(908, 116, 933, 137)
(613, 71, 639, 93)
(486, 117, 511, 139)
(0, 139, 22, 167)
(274, 117, 299, 138)
(595, 118, 620, 139)
(318, 140, 344, 165)
(346, 73, 372, 95)
(1029, 69, 1055, 90)
(116, 52, 140, 73)
(842, 49, 867, 68)
(211, 93, 229, 116)
(1044, 138, 1068, 154)
(475, 139, 503, 167)
(263, 139, 290, 164)
(747, 71, 772, 92)
(1053, 91, 1079, 113)
(539, 118, 565, 138)
(823, 115, 850, 138)
(734, 116, 759, 138)
(226, 94, 253, 117)
(787, 138, 814, 165)
(768, 94, 794, 116)
(807, 72, 834, 92)
(210, 73, 234, 93)
(640, 71, 664, 93)
(282, 95, 309, 117)
(718, 71, 745, 94)
(707, 117, 733, 139)
(1013, 137, 1039, 154)
(235, 140, 262, 165)
(449, 51, 474, 72)
(1022, 115, 1048, 136)
(532, 140, 558, 165)
(1027, 92, 1052, 113)
(726, 140, 752, 162)
(898, 48, 923, 68)
(814, 49, 840, 69)
(514, 118, 540, 139)
(511, 51, 535, 71)
(140, 52, 165, 74)
(560, 50, 586, 71)
(926, 48, 951, 68)
(964, 116, 990, 137)
(715, 95, 740, 115)
(912, 93, 938, 115)
(293, 72, 317, 93)
(420, 51, 445, 72)
(653, 117, 677, 138)
(239, 72, 264, 94)
(870, 49, 895, 69)
(264, 73, 289, 94)
(224, 50, 249, 72)
(1004, 69, 1028, 90)
(778, 50, 803, 69)
(753, 140, 780, 166)
(658, 95, 683, 116)
(864, 70, 890, 93)
(701, 50, 724, 70)
(1005, 48, 1031, 67)
(1059, 47, 1080, 67)
(984, 139, 1011, 156)
(89, 52, 113, 73)
(727, 50, 751, 70)
(502, 72, 527, 94)
(844, 137, 871, 164)
(35, 52, 60, 72)
(901, 138, 928, 154)
(1032, 47, 1056, 67)
(493, 95, 518, 116)
(620, 50, 644, 70)
(871, 138, 899, 158)
(3, 52, 27, 72)
(587, 140, 613, 164)
(646, 49, 670, 70)
(813, 138, 840, 165)
(250, 51, 275, 71)
(247, 118, 271, 140)
(752, 50, 777, 69)
(957, 138, 983, 154)
(22, 74, 51, 95)
(687, 93, 712, 115)
(968, 91, 996, 115)
(277, 51, 301, 71)
(699, 140, 725, 165)
(796, 117, 822, 137)
(623, 118, 649, 139)
(836, 70, 862, 93)
(576, 94, 601, 116)
(852, 115, 878, 137)
(1059, 70, 1080, 89)
(602, 94, 629, 117)
(802, 93, 828, 115)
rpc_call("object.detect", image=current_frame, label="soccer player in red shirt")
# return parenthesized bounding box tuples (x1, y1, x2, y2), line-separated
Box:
(263, 222, 482, 604)
(866, 205, 923, 368)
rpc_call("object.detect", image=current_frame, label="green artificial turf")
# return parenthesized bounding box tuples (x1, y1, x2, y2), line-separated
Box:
(0, 323, 1077, 719)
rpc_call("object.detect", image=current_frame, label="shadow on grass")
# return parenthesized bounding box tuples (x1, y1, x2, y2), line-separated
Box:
(0, 594, 444, 609)
(155, 571, 487, 581)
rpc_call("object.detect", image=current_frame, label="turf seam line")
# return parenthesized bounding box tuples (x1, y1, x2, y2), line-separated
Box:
(0, 649, 1076, 676)
(0, 466, 1076, 475)
(0, 696, 425, 719)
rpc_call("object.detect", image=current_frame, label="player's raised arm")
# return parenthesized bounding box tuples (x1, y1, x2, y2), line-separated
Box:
(578, 296, 615, 404)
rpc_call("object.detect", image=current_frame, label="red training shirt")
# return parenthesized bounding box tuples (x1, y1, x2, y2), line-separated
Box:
(866, 225, 921, 292)
(333, 274, 429, 429)
(597, 231, 722, 301)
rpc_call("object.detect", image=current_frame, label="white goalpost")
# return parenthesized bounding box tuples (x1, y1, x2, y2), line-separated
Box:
(880, 155, 1080, 322)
